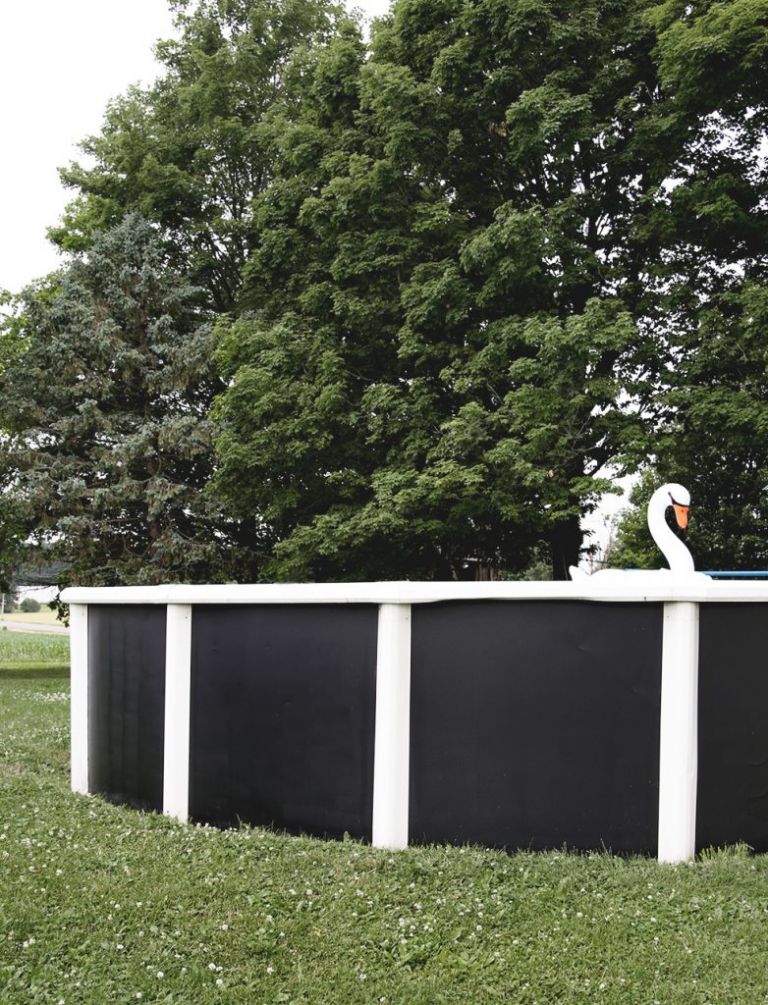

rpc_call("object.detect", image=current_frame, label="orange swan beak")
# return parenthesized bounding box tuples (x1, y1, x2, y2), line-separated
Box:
(672, 503, 689, 530)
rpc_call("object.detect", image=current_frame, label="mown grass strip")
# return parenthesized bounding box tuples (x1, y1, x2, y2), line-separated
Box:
(0, 664, 69, 679)
(3, 670, 768, 1003)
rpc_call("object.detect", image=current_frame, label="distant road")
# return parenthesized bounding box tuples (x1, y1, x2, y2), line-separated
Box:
(0, 618, 69, 636)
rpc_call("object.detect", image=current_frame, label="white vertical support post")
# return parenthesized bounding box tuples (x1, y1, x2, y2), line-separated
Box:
(372, 603, 412, 849)
(163, 604, 192, 823)
(657, 601, 700, 863)
(70, 603, 90, 795)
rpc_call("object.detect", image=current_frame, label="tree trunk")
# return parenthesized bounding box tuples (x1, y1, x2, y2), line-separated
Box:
(550, 514, 582, 581)
(474, 563, 497, 582)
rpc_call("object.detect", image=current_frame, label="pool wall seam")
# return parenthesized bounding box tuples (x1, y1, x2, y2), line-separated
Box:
(70, 603, 89, 795)
(372, 604, 412, 850)
(658, 601, 700, 863)
(162, 604, 192, 823)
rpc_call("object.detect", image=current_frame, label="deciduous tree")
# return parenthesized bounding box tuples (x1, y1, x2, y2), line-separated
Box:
(216, 0, 767, 579)
(52, 0, 345, 311)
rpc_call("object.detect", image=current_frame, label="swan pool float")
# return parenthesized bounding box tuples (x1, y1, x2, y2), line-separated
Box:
(570, 483, 695, 581)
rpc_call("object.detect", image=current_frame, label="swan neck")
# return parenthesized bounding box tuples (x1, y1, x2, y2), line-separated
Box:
(648, 487, 695, 572)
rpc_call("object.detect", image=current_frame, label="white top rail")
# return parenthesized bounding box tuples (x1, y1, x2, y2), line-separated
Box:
(60, 574, 768, 606)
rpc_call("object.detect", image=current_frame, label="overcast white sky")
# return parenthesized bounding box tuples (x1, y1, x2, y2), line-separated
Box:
(0, 0, 389, 295)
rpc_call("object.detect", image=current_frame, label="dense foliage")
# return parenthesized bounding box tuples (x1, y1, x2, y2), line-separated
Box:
(611, 288, 768, 572)
(608, 0, 768, 572)
(214, 0, 768, 579)
(50, 0, 346, 312)
(1, 0, 767, 584)
(0, 216, 259, 585)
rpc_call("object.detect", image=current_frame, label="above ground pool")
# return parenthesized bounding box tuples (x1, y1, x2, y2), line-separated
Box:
(61, 572, 768, 863)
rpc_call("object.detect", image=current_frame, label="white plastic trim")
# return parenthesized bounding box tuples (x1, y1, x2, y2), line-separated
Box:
(372, 604, 412, 849)
(163, 604, 193, 823)
(69, 604, 89, 795)
(60, 572, 768, 606)
(657, 601, 700, 863)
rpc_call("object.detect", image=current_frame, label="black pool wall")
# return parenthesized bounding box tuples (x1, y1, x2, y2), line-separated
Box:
(189, 604, 378, 839)
(87, 605, 167, 811)
(409, 601, 664, 853)
(697, 604, 768, 853)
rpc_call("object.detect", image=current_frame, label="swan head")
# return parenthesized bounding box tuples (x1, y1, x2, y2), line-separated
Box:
(664, 482, 690, 530)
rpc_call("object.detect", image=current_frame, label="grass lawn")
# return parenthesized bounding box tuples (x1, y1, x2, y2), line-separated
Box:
(0, 609, 65, 629)
(2, 643, 768, 1002)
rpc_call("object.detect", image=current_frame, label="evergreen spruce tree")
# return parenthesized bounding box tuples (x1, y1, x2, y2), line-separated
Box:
(0, 216, 261, 585)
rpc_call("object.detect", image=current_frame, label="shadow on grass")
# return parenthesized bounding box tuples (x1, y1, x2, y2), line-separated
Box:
(0, 665, 69, 680)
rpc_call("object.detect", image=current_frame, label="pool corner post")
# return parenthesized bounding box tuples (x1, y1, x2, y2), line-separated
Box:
(657, 600, 700, 864)
(70, 603, 90, 795)
(163, 604, 193, 823)
(372, 603, 412, 850)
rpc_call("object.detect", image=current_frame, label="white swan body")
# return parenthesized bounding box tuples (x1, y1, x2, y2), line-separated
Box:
(569, 482, 696, 580)
(646, 483, 694, 573)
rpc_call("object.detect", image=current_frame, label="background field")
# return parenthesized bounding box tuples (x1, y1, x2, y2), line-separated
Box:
(0, 609, 64, 628)
(0, 629, 69, 672)
(2, 637, 768, 1003)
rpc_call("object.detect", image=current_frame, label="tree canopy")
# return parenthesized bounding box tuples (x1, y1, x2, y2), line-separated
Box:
(213, 0, 768, 579)
(51, 0, 346, 312)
